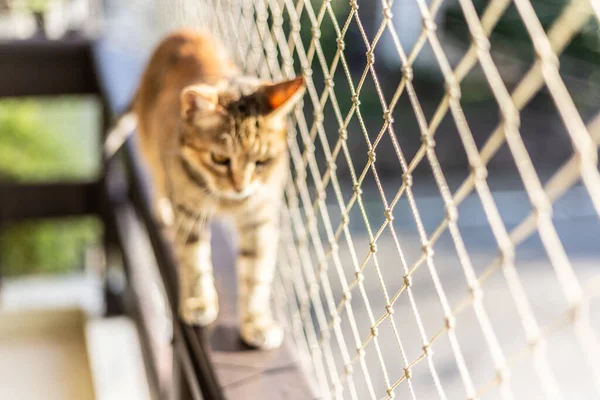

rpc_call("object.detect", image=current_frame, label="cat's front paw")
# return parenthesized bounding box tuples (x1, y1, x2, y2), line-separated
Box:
(179, 293, 219, 326)
(240, 316, 283, 350)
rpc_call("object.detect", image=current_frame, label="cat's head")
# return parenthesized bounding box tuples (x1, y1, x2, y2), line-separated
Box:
(178, 76, 305, 200)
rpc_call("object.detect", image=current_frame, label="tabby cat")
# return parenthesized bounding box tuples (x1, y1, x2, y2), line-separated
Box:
(132, 29, 305, 349)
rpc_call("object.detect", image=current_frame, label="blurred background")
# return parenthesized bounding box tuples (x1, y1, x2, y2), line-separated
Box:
(0, 0, 599, 399)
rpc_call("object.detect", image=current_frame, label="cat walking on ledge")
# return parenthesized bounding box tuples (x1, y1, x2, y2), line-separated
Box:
(128, 29, 305, 350)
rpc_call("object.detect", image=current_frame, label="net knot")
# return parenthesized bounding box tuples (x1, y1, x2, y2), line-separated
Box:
(402, 65, 414, 81)
(382, 6, 393, 20)
(536, 43, 559, 68)
(328, 160, 337, 171)
(345, 363, 354, 375)
(496, 367, 510, 383)
(421, 134, 436, 148)
(535, 202, 553, 219)
(473, 34, 490, 52)
(445, 79, 461, 100)
(386, 388, 396, 398)
(403, 275, 412, 287)
(295, 235, 308, 247)
(471, 164, 488, 181)
(445, 315, 456, 330)
(383, 110, 395, 123)
(333, 384, 343, 396)
(357, 347, 365, 357)
(350, 0, 359, 11)
(313, 111, 324, 123)
(336, 37, 346, 51)
(344, 290, 352, 301)
(500, 247, 515, 265)
(353, 184, 363, 195)
(355, 271, 364, 282)
(422, 242, 434, 258)
(501, 108, 520, 130)
(528, 335, 543, 351)
(446, 205, 458, 223)
(351, 94, 361, 106)
(318, 260, 328, 273)
(331, 314, 341, 326)
(316, 190, 326, 203)
(367, 150, 377, 163)
(311, 27, 321, 40)
(366, 50, 375, 66)
(569, 302, 583, 322)
(404, 367, 413, 379)
(339, 128, 348, 140)
(402, 172, 413, 188)
(422, 343, 431, 356)
(325, 77, 335, 88)
(385, 304, 395, 315)
(369, 242, 378, 253)
(422, 17, 437, 32)
(340, 211, 349, 225)
(329, 240, 339, 252)
(384, 208, 394, 221)
(469, 284, 483, 302)
(370, 326, 379, 337)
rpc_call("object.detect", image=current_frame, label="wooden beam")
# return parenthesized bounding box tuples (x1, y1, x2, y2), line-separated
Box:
(0, 37, 101, 98)
(0, 181, 102, 222)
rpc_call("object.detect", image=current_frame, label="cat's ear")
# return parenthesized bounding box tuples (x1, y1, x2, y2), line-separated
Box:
(181, 84, 220, 120)
(259, 76, 305, 118)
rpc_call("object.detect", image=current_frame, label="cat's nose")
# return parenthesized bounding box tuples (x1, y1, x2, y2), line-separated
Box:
(232, 180, 246, 193)
(231, 171, 250, 193)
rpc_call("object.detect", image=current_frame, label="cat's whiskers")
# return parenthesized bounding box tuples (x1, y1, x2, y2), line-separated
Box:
(173, 212, 186, 237)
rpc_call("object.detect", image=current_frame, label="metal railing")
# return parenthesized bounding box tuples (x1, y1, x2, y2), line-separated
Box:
(162, 0, 600, 398)
(104, 131, 224, 400)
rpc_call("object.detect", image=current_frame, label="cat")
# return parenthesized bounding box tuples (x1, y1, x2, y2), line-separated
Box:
(131, 29, 305, 350)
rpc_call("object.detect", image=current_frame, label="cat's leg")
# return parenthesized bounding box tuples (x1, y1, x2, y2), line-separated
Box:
(151, 163, 175, 228)
(137, 134, 175, 228)
(236, 213, 283, 349)
(176, 209, 219, 326)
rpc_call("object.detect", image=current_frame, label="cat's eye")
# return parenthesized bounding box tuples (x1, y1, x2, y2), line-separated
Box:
(255, 157, 274, 167)
(211, 153, 230, 166)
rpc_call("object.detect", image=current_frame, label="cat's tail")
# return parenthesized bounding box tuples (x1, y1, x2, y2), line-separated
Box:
(103, 108, 138, 161)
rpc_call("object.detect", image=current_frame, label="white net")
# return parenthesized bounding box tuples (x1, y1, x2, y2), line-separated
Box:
(165, 0, 600, 398)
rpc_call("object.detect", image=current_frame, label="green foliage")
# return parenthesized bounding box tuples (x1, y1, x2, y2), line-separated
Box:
(0, 99, 101, 277)
(0, 218, 100, 277)
(0, 100, 81, 180)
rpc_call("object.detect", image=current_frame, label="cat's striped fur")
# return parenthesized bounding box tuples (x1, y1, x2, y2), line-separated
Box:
(132, 29, 305, 349)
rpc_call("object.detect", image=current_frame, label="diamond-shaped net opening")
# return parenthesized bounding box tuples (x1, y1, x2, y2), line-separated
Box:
(164, 0, 600, 398)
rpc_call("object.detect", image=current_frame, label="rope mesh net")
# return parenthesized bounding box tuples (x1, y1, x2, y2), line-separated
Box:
(160, 0, 600, 398)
